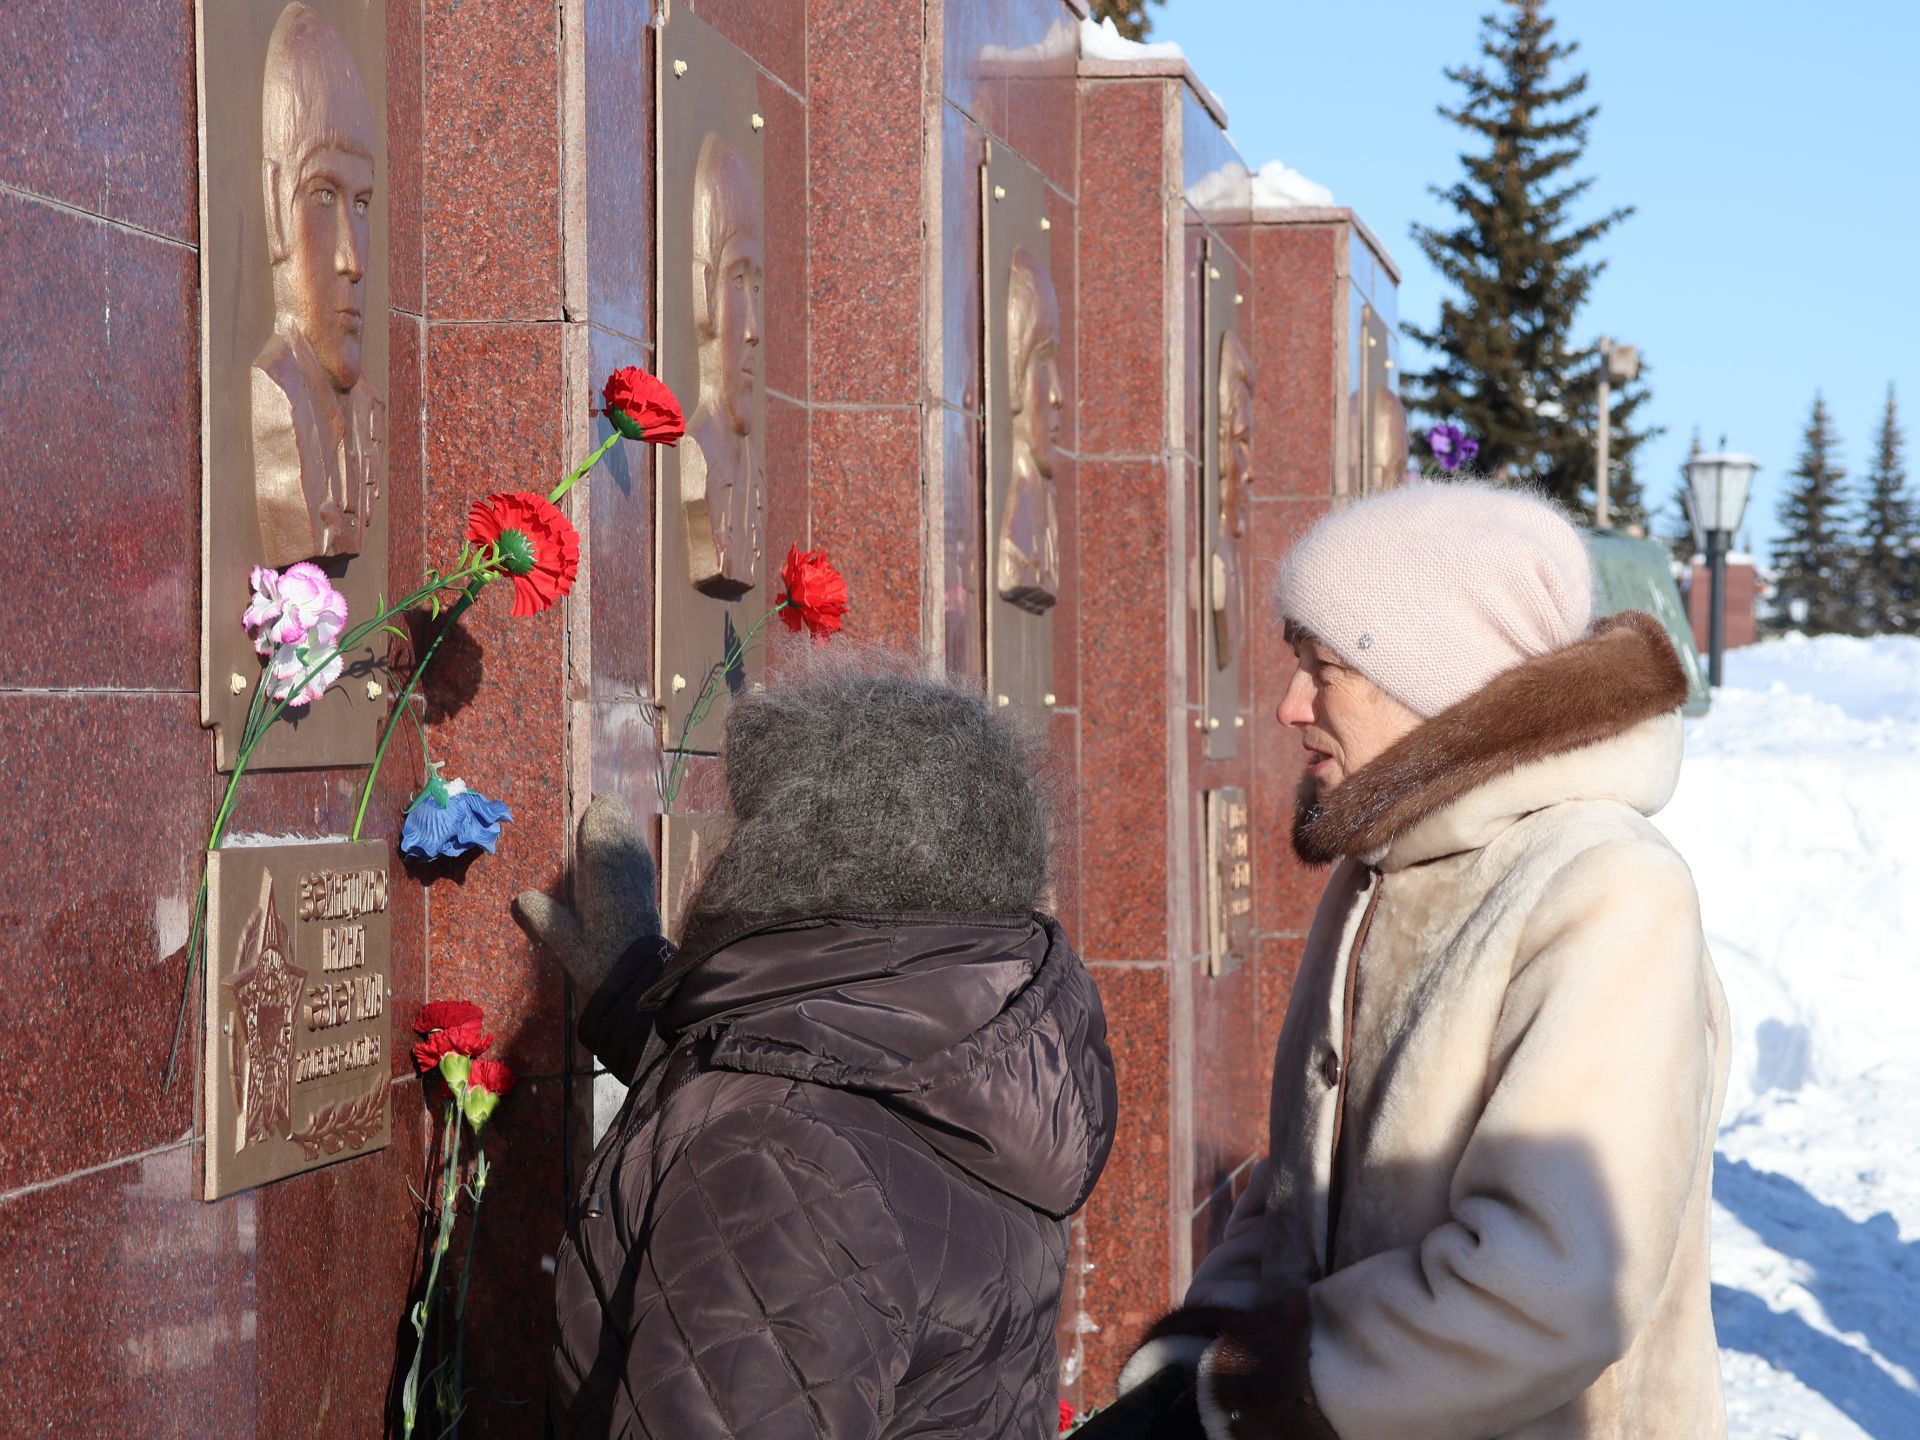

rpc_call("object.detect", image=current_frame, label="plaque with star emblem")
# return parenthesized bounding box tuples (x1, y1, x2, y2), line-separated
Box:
(203, 840, 392, 1199)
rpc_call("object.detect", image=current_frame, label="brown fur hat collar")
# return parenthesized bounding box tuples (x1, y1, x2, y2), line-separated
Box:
(1293, 610, 1690, 866)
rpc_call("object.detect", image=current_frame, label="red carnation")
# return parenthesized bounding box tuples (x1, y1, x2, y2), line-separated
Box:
(1059, 1401, 1075, 1433)
(412, 1019, 494, 1073)
(776, 544, 851, 640)
(602, 367, 685, 445)
(413, 1000, 483, 1035)
(467, 491, 581, 617)
(467, 1058, 515, 1097)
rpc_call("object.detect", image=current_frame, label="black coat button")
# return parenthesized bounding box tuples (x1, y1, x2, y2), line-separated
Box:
(1320, 1048, 1342, 1087)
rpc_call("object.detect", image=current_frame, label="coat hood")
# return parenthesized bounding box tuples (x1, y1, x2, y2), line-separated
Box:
(1295, 610, 1691, 871)
(658, 912, 1118, 1218)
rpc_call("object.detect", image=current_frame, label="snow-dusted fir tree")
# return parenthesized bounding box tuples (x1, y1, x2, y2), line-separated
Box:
(1086, 0, 1161, 40)
(1404, 0, 1658, 513)
(1773, 394, 1855, 635)
(1854, 386, 1918, 634)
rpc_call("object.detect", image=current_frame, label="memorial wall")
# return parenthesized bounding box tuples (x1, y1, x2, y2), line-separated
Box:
(0, 0, 1400, 1430)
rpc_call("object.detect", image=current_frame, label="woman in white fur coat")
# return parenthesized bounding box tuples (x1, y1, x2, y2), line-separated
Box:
(1110, 483, 1730, 1440)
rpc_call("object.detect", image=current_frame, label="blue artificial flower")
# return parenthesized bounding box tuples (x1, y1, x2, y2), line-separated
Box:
(401, 777, 513, 862)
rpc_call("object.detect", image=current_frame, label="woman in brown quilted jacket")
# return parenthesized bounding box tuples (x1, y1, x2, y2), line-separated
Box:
(516, 658, 1118, 1438)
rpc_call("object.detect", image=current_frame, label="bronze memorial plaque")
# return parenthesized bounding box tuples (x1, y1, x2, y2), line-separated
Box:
(983, 142, 1059, 720)
(203, 840, 392, 1199)
(661, 814, 734, 940)
(1201, 238, 1253, 757)
(1205, 787, 1252, 977)
(655, 9, 768, 751)
(198, 0, 391, 772)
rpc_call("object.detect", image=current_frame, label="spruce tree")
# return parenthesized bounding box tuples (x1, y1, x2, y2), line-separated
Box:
(1773, 394, 1854, 635)
(1086, 0, 1162, 40)
(1854, 385, 1918, 634)
(1404, 0, 1657, 512)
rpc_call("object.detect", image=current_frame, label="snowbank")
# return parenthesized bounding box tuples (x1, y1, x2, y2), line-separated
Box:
(1249, 158, 1335, 209)
(1658, 633, 1920, 1435)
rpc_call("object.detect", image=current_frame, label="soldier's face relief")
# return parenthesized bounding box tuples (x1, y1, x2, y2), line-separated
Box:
(714, 230, 763, 436)
(1017, 343, 1062, 480)
(289, 145, 374, 393)
(1279, 635, 1419, 793)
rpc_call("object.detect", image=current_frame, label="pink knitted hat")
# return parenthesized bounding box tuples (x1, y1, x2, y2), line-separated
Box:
(1274, 480, 1593, 717)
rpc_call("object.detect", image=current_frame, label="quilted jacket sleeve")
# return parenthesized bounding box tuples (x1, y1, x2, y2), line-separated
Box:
(607, 1097, 920, 1438)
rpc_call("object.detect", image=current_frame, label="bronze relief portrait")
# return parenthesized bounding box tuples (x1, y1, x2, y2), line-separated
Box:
(998, 245, 1062, 614)
(682, 133, 766, 599)
(251, 2, 386, 569)
(1212, 329, 1254, 668)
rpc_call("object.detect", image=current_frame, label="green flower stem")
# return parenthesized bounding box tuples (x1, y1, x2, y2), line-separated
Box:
(548, 430, 621, 506)
(442, 1145, 490, 1437)
(165, 555, 502, 1084)
(403, 1093, 465, 1439)
(660, 603, 787, 809)
(349, 580, 488, 844)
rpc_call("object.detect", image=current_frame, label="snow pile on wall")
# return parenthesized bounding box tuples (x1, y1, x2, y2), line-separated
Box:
(1078, 14, 1186, 63)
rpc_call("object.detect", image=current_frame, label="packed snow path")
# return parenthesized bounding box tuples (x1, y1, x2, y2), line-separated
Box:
(1659, 634, 1920, 1438)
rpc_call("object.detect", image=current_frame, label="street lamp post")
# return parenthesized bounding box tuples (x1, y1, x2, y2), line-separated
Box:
(1684, 451, 1761, 687)
(1595, 338, 1640, 529)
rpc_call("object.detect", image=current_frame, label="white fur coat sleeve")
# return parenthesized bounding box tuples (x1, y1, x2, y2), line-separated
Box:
(1305, 840, 1724, 1440)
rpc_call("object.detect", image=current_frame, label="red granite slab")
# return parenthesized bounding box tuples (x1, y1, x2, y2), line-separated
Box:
(1080, 962, 1173, 1397)
(1077, 458, 1171, 962)
(1049, 450, 1081, 710)
(1048, 184, 1080, 455)
(0, 0, 196, 241)
(809, 408, 923, 647)
(1047, 707, 1083, 944)
(0, 193, 197, 692)
(1191, 956, 1259, 1206)
(941, 407, 985, 677)
(0, 693, 204, 1193)
(1251, 224, 1341, 499)
(808, 0, 922, 404)
(388, 0, 424, 315)
(1254, 933, 1307, 1096)
(423, 0, 561, 320)
(938, 108, 986, 414)
(586, 329, 656, 706)
(1001, 0, 1079, 195)
(1076, 79, 1169, 459)
(420, 323, 569, 1076)
(943, 0, 1003, 129)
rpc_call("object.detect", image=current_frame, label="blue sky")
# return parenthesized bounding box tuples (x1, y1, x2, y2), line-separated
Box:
(1156, 0, 1920, 560)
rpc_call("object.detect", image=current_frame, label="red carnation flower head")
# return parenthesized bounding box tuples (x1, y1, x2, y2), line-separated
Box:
(468, 491, 581, 617)
(602, 367, 685, 446)
(462, 1058, 516, 1130)
(413, 1000, 483, 1035)
(1059, 1401, 1075, 1433)
(776, 544, 851, 641)
(412, 1018, 494, 1073)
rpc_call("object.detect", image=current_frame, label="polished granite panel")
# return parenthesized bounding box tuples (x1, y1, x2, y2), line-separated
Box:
(1191, 955, 1260, 1206)
(1077, 80, 1168, 458)
(0, 0, 196, 241)
(0, 1100, 430, 1435)
(808, 407, 923, 646)
(1048, 449, 1080, 710)
(1251, 223, 1341, 499)
(1080, 963, 1173, 1396)
(763, 389, 812, 586)
(388, 0, 424, 315)
(941, 405, 985, 679)
(586, 327, 655, 706)
(421, 322, 569, 1076)
(939, 106, 986, 414)
(1048, 708, 1084, 944)
(1077, 458, 1170, 963)
(696, 0, 806, 94)
(1180, 91, 1247, 238)
(760, 73, 809, 402)
(0, 693, 204, 1193)
(583, 0, 652, 341)
(0, 193, 198, 692)
(943, 0, 1002, 129)
(808, 0, 922, 404)
(1000, 0, 1079, 195)
(590, 697, 665, 832)
(423, 0, 561, 320)
(1047, 184, 1080, 455)
(1254, 933, 1307, 1095)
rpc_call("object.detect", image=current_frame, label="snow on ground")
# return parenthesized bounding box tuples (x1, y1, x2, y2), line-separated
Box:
(1658, 633, 1920, 1438)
